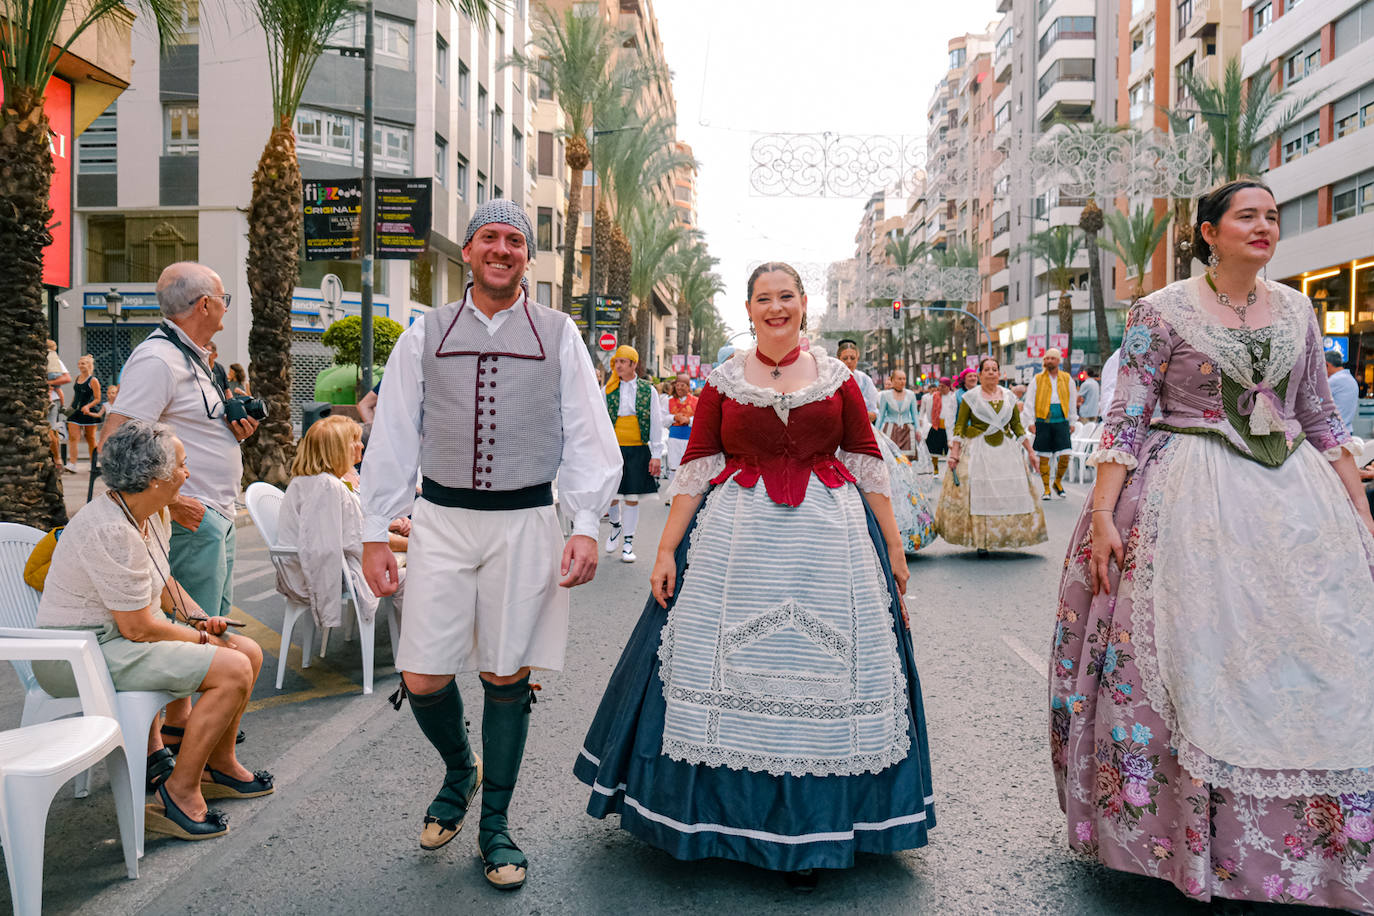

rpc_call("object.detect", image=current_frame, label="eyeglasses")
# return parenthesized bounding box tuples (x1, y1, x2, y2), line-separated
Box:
(191, 293, 231, 310)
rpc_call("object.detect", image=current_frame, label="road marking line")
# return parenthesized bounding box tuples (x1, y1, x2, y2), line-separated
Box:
(235, 566, 276, 587)
(232, 560, 271, 577)
(1002, 634, 1048, 681)
(227, 605, 363, 710)
(242, 586, 281, 603)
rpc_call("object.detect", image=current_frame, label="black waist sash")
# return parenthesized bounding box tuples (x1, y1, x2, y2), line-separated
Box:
(420, 477, 553, 511)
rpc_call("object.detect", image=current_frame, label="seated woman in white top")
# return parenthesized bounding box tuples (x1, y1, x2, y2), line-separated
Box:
(34, 420, 271, 842)
(276, 416, 406, 633)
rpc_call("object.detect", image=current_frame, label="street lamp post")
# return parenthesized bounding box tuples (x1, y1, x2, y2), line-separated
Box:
(359, 0, 376, 393)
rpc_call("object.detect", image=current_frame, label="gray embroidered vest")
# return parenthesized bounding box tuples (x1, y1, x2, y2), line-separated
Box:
(420, 298, 564, 490)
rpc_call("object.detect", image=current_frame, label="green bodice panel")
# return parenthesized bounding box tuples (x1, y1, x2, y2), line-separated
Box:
(953, 399, 1026, 448)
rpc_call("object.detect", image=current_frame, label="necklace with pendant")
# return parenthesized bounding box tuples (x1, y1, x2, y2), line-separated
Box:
(1206, 273, 1258, 329)
(755, 344, 802, 379)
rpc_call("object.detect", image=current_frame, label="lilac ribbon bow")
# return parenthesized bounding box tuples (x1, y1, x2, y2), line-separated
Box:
(1236, 383, 1293, 439)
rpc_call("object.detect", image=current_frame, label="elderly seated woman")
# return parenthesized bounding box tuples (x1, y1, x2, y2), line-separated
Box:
(34, 420, 272, 841)
(276, 416, 405, 638)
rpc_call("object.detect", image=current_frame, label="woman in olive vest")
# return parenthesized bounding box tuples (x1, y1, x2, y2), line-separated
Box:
(604, 345, 665, 563)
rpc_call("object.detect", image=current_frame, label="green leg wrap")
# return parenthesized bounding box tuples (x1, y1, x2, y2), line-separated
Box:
(408, 679, 477, 826)
(479, 675, 532, 868)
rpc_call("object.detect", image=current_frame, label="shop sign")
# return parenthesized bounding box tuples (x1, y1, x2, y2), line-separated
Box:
(1324, 335, 1349, 362)
(375, 178, 432, 259)
(303, 178, 362, 261)
(0, 76, 74, 286)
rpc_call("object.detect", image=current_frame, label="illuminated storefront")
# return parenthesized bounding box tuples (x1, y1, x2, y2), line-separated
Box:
(1286, 259, 1374, 394)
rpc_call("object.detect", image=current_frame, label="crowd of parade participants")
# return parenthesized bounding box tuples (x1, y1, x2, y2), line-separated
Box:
(28, 184, 1374, 910)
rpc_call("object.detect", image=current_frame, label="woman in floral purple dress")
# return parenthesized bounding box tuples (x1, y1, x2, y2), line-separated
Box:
(1050, 180, 1374, 911)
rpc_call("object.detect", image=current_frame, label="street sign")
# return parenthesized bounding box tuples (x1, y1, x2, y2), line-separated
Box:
(320, 273, 344, 325)
(1050, 333, 1070, 353)
(1325, 335, 1350, 362)
(599, 332, 617, 351)
(1027, 334, 1046, 359)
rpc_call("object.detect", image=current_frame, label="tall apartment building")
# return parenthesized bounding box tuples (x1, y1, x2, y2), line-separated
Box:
(989, 0, 1120, 375)
(1243, 0, 1374, 387)
(672, 141, 698, 229)
(63, 0, 555, 419)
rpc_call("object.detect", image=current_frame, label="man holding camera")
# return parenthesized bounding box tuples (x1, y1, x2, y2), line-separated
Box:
(101, 262, 259, 619)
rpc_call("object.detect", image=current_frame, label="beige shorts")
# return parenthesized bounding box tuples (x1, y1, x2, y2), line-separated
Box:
(394, 499, 568, 677)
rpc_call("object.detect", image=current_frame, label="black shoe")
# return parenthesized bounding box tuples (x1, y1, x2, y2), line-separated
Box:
(146, 784, 229, 841)
(976, 548, 990, 558)
(783, 869, 819, 893)
(201, 767, 275, 799)
(146, 747, 176, 793)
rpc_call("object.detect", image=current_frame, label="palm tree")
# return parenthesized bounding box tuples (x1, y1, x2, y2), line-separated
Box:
(240, 0, 495, 485)
(1018, 226, 1083, 340)
(1167, 55, 1319, 278)
(592, 111, 694, 345)
(665, 240, 720, 358)
(1056, 119, 1128, 360)
(1104, 204, 1172, 303)
(1, 0, 183, 526)
(625, 202, 690, 355)
(509, 6, 642, 314)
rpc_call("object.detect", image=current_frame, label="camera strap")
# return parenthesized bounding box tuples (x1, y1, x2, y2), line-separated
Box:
(149, 322, 229, 417)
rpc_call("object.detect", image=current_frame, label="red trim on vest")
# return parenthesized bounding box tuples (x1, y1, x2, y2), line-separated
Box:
(434, 298, 547, 360)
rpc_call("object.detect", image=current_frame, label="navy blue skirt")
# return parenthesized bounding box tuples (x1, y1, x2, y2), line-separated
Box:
(574, 496, 936, 871)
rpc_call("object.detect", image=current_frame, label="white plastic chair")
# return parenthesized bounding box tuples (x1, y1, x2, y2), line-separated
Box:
(246, 482, 395, 695)
(0, 524, 174, 852)
(1068, 421, 1102, 484)
(0, 630, 140, 916)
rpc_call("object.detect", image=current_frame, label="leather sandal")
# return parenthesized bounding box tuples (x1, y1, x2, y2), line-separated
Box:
(201, 767, 275, 799)
(480, 835, 528, 892)
(145, 784, 229, 841)
(145, 747, 176, 793)
(421, 756, 483, 850)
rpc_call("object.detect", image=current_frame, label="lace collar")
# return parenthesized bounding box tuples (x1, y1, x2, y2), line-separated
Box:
(1148, 277, 1306, 438)
(709, 350, 849, 423)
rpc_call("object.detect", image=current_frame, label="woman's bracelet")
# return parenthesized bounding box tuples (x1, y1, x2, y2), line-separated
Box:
(198, 630, 208, 645)
(1091, 508, 1114, 514)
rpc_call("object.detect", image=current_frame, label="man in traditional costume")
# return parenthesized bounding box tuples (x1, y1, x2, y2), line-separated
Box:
(603, 345, 664, 563)
(361, 199, 621, 891)
(921, 376, 956, 472)
(1024, 348, 1078, 499)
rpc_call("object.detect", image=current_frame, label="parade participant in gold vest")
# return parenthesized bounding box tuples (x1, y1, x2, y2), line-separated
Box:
(1024, 348, 1079, 499)
(603, 345, 665, 563)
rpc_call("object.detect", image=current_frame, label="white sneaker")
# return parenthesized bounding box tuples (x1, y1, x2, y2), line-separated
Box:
(63, 462, 78, 473)
(605, 525, 622, 553)
(621, 541, 637, 563)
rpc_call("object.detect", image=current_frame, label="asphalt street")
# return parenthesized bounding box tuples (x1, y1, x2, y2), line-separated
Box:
(1, 475, 1329, 915)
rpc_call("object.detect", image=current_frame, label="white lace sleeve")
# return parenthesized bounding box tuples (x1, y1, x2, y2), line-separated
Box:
(666, 454, 726, 499)
(840, 451, 890, 496)
(1086, 448, 1138, 470)
(1322, 439, 1362, 462)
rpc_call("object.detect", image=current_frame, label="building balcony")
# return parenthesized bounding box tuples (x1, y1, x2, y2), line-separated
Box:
(1182, 0, 1220, 42)
(990, 266, 1011, 293)
(1036, 80, 1095, 125)
(998, 0, 1012, 12)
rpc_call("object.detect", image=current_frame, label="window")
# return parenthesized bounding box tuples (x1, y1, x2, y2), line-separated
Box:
(537, 206, 553, 251)
(458, 62, 470, 106)
(1252, 1, 1271, 35)
(478, 86, 487, 126)
(494, 185, 502, 199)
(1334, 82, 1374, 138)
(992, 213, 1010, 236)
(537, 131, 555, 176)
(163, 103, 198, 155)
(996, 27, 1014, 52)
(511, 130, 523, 169)
(1038, 16, 1095, 56)
(493, 107, 503, 144)
(949, 47, 966, 69)
(1281, 114, 1319, 162)
(582, 210, 592, 227)
(436, 35, 447, 85)
(1176, 0, 1192, 40)
(1129, 75, 1154, 121)
(1277, 191, 1318, 235)
(435, 135, 447, 184)
(674, 185, 692, 203)
(1176, 55, 1195, 106)
(1037, 59, 1094, 98)
(173, 0, 199, 44)
(495, 24, 505, 56)
(78, 101, 117, 174)
(994, 103, 1011, 130)
(537, 59, 554, 99)
(1334, 0, 1374, 57)
(85, 214, 198, 283)
(536, 281, 553, 308)
(476, 173, 486, 204)
(456, 153, 468, 198)
(1284, 35, 1321, 85)
(334, 13, 413, 70)
(295, 106, 411, 173)
(583, 169, 597, 186)
(1333, 169, 1374, 221)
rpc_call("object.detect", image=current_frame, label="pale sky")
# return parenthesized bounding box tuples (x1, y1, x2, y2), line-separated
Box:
(654, 0, 999, 338)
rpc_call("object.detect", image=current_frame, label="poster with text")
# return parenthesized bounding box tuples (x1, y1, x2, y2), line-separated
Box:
(303, 178, 362, 261)
(376, 178, 432, 259)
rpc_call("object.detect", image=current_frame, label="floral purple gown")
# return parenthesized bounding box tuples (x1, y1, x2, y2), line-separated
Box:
(1050, 278, 1374, 910)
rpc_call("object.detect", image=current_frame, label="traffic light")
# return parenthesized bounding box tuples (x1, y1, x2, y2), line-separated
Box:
(1077, 370, 1087, 382)
(892, 297, 902, 317)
